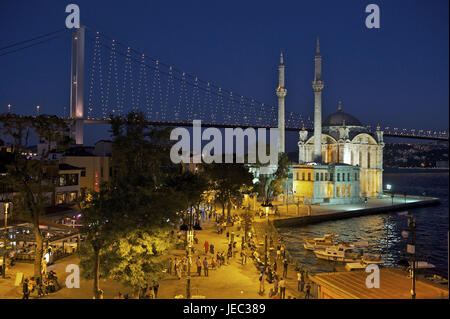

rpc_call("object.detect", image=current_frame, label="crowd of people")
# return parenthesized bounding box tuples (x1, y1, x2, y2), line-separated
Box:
(164, 204, 314, 299)
(22, 270, 60, 299)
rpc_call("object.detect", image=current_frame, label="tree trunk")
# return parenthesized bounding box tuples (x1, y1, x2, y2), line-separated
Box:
(33, 226, 44, 279)
(226, 201, 231, 222)
(221, 202, 225, 219)
(93, 245, 101, 299)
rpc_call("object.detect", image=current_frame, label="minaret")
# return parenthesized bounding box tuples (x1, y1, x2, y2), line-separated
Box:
(312, 37, 324, 162)
(276, 51, 287, 154)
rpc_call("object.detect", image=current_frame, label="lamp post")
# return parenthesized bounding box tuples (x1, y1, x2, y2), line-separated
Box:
(1, 182, 13, 279)
(186, 207, 193, 299)
(2, 202, 9, 278)
(408, 215, 416, 299)
(264, 233, 268, 271)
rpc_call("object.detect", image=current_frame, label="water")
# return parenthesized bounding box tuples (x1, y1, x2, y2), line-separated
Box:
(278, 171, 449, 276)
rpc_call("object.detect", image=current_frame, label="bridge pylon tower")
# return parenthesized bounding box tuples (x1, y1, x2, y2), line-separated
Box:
(69, 26, 85, 145)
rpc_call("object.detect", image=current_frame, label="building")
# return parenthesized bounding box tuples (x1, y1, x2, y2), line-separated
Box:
(294, 38, 384, 203)
(55, 163, 82, 205)
(59, 142, 112, 192)
(309, 268, 448, 299)
(293, 163, 360, 205)
(250, 40, 383, 205)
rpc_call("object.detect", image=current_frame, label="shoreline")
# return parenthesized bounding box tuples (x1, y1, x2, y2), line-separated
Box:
(259, 195, 442, 278)
(272, 196, 440, 228)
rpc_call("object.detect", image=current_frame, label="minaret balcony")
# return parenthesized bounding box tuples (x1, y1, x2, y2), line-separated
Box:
(312, 81, 324, 91)
(276, 87, 287, 97)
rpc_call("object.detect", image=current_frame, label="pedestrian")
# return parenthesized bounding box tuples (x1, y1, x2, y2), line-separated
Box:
(209, 243, 215, 255)
(301, 271, 305, 292)
(226, 231, 230, 241)
(273, 261, 277, 273)
(283, 258, 288, 278)
(297, 271, 303, 292)
(273, 276, 279, 294)
(22, 278, 30, 299)
(204, 240, 209, 254)
(305, 282, 311, 299)
(168, 257, 173, 275)
(153, 283, 159, 299)
(196, 256, 202, 276)
(174, 257, 178, 274)
(279, 277, 286, 299)
(259, 271, 265, 294)
(242, 249, 247, 265)
(203, 257, 209, 276)
(231, 231, 235, 244)
(176, 260, 182, 280)
(276, 246, 281, 260)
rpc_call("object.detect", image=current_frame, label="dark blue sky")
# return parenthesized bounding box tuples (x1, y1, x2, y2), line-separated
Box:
(0, 0, 448, 147)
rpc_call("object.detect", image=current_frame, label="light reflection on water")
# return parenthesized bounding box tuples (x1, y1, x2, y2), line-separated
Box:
(278, 171, 449, 276)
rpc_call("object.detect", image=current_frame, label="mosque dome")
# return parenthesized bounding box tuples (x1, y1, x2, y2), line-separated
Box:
(322, 101, 362, 127)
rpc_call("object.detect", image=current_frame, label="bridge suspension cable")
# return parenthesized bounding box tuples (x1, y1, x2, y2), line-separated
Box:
(0, 28, 70, 58)
(83, 27, 277, 127)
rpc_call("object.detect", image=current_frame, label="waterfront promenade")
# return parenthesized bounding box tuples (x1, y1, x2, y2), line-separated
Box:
(0, 216, 305, 299)
(268, 194, 440, 227)
(0, 194, 440, 299)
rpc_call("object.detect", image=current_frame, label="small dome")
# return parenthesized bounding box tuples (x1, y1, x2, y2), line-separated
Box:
(323, 102, 362, 126)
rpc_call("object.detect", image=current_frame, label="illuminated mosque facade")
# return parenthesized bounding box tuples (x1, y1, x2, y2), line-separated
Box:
(276, 39, 384, 205)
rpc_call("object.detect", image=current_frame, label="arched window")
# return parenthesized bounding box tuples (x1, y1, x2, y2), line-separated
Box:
(367, 152, 371, 168)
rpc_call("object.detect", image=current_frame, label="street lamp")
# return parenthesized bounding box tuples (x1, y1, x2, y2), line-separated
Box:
(186, 207, 194, 299)
(1, 182, 13, 279)
(399, 213, 417, 299)
(407, 215, 417, 299)
(386, 184, 392, 191)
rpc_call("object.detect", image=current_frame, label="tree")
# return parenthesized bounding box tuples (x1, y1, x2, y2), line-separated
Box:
(101, 227, 174, 297)
(78, 184, 126, 298)
(78, 111, 188, 297)
(254, 152, 291, 205)
(0, 114, 70, 278)
(203, 160, 253, 222)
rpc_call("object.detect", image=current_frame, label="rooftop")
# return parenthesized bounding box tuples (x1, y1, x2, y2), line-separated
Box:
(310, 268, 448, 299)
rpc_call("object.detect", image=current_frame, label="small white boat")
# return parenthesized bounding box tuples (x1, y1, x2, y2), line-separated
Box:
(303, 233, 336, 251)
(361, 254, 385, 265)
(345, 262, 366, 271)
(314, 243, 361, 263)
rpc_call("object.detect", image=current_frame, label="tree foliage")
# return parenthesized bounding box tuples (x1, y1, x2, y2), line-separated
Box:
(202, 159, 253, 221)
(0, 114, 71, 278)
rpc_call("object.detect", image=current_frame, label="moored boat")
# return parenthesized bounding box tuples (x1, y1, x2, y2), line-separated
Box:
(303, 233, 337, 251)
(313, 243, 361, 262)
(361, 254, 384, 265)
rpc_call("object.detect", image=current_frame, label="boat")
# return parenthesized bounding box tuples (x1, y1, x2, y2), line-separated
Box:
(313, 243, 361, 262)
(303, 233, 337, 251)
(361, 254, 385, 265)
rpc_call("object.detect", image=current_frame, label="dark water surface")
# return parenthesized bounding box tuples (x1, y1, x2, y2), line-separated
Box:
(278, 171, 449, 276)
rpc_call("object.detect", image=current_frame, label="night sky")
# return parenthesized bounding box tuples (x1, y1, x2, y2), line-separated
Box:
(0, 0, 448, 148)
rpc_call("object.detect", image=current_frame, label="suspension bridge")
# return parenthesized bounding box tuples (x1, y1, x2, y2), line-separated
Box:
(0, 26, 448, 143)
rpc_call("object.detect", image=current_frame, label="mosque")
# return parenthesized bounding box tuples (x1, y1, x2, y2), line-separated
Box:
(276, 39, 384, 205)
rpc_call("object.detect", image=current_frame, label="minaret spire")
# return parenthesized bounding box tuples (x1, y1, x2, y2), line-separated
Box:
(312, 37, 324, 163)
(316, 36, 320, 55)
(276, 51, 287, 154)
